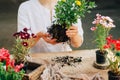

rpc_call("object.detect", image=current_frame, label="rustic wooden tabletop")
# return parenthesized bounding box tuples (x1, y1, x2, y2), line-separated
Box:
(30, 49, 108, 80)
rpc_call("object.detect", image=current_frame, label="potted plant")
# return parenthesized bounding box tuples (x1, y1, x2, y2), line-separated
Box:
(104, 35, 120, 80)
(0, 48, 24, 80)
(91, 14, 115, 65)
(11, 28, 45, 80)
(48, 0, 96, 42)
(11, 28, 37, 65)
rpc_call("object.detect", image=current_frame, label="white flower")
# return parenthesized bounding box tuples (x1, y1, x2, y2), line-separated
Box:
(93, 14, 116, 28)
(108, 23, 116, 28)
(105, 16, 113, 22)
(101, 16, 105, 20)
(96, 13, 101, 17)
(92, 20, 96, 24)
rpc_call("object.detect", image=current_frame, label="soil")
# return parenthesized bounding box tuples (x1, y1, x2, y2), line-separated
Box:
(47, 24, 69, 42)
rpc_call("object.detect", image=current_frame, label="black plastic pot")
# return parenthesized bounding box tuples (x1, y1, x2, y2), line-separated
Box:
(96, 50, 107, 64)
(22, 62, 28, 73)
(108, 71, 120, 80)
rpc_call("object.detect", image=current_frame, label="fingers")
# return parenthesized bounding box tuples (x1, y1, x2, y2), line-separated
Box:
(68, 26, 78, 30)
(35, 32, 45, 41)
(42, 33, 58, 45)
(36, 32, 44, 37)
(30, 32, 45, 47)
(36, 32, 61, 45)
(43, 37, 57, 45)
(66, 26, 78, 38)
(30, 32, 58, 46)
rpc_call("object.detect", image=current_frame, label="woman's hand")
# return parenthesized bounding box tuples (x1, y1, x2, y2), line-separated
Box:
(30, 32, 44, 47)
(42, 33, 58, 45)
(66, 26, 78, 38)
(66, 25, 83, 48)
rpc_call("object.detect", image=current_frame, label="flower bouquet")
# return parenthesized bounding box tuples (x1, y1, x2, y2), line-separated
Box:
(11, 28, 37, 64)
(11, 28, 45, 80)
(0, 48, 24, 80)
(91, 14, 115, 65)
(48, 0, 96, 42)
(104, 35, 120, 80)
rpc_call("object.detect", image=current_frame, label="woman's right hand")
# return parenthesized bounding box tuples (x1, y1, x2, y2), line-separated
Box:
(30, 32, 44, 47)
(42, 33, 58, 45)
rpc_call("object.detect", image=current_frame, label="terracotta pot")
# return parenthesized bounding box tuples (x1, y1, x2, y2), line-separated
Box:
(108, 71, 120, 80)
(96, 50, 107, 64)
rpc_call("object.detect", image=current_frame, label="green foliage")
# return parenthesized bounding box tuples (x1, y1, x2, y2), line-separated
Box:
(108, 53, 120, 75)
(94, 24, 110, 52)
(0, 62, 25, 80)
(54, 0, 96, 28)
(11, 38, 30, 64)
(91, 14, 115, 53)
(11, 28, 36, 64)
(104, 36, 120, 75)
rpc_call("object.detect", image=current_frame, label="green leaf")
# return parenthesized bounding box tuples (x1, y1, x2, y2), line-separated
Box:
(54, 0, 96, 27)
(116, 52, 120, 56)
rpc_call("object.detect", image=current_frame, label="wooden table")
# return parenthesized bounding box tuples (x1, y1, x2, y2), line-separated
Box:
(30, 49, 108, 79)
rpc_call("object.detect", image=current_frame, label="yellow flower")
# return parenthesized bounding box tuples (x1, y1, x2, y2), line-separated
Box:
(62, 0, 66, 2)
(75, 0, 81, 6)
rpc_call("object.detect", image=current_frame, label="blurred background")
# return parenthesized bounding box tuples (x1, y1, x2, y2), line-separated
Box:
(0, 0, 120, 50)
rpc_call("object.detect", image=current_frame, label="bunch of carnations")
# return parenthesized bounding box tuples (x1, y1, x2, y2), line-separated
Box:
(0, 48, 24, 80)
(11, 28, 36, 64)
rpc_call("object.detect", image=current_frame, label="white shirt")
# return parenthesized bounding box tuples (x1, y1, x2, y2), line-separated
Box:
(17, 0, 84, 53)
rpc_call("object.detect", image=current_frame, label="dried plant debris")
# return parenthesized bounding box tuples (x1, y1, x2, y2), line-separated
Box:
(51, 56, 82, 67)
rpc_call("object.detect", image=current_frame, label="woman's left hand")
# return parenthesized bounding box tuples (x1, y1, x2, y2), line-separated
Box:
(66, 25, 83, 48)
(66, 25, 79, 38)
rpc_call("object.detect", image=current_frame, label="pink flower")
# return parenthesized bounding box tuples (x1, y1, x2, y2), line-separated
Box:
(90, 27, 96, 31)
(0, 47, 24, 75)
(92, 13, 115, 28)
(14, 63, 24, 72)
(0, 48, 10, 61)
(10, 59, 15, 68)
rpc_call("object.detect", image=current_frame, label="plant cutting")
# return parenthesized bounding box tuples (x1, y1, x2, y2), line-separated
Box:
(11, 28, 37, 64)
(104, 35, 120, 80)
(91, 14, 115, 64)
(48, 0, 96, 42)
(0, 48, 24, 80)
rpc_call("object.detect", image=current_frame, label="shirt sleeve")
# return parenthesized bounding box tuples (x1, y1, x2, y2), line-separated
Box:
(17, 2, 30, 32)
(73, 19, 84, 41)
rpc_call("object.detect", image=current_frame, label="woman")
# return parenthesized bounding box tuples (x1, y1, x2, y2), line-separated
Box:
(17, 0, 84, 53)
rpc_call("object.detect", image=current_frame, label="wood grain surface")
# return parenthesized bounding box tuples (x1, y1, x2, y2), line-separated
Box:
(29, 49, 108, 80)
